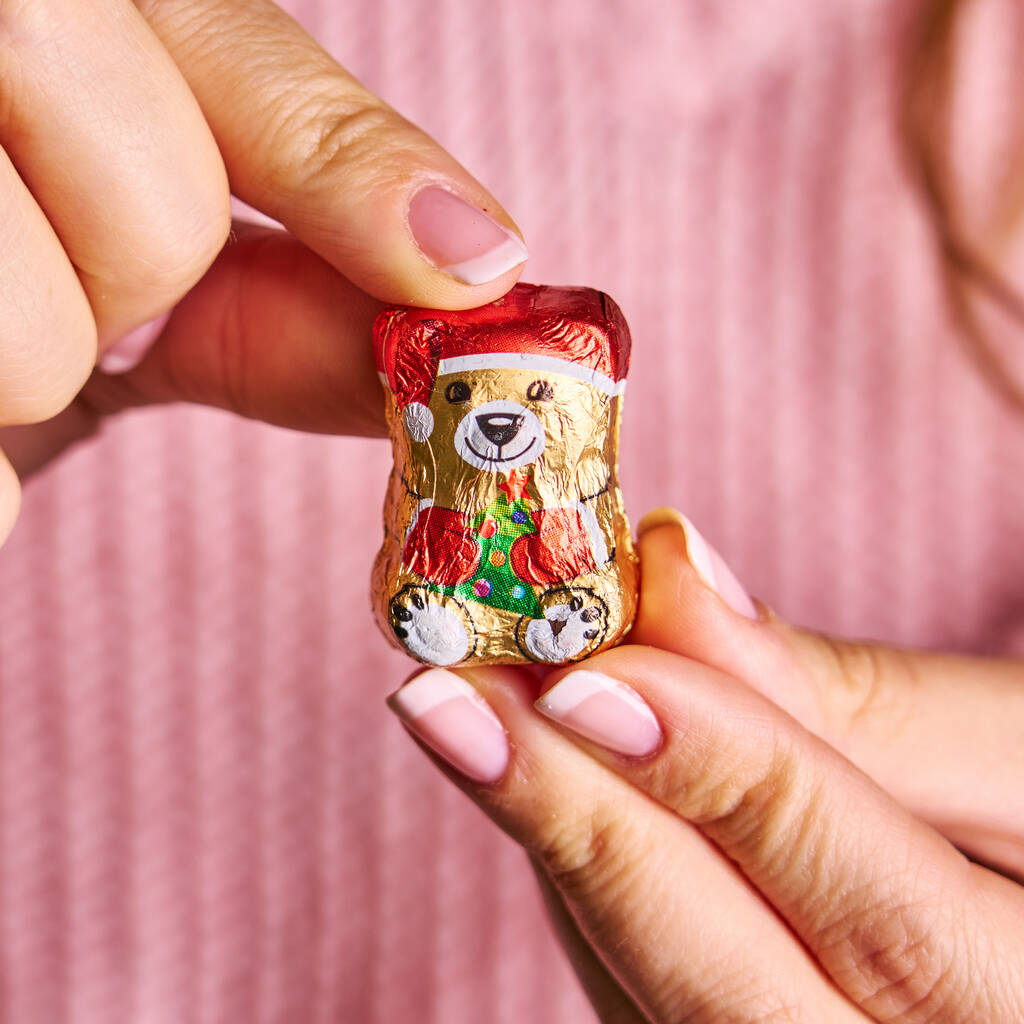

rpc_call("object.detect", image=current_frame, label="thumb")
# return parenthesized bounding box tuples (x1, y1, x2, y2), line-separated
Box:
(80, 225, 386, 437)
(137, 0, 527, 309)
(632, 507, 1024, 879)
(1, 224, 387, 482)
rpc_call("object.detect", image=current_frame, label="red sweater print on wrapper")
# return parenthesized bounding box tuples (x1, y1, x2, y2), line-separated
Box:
(372, 283, 639, 668)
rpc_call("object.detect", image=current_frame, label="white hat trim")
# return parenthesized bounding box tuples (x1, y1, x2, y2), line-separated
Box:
(437, 353, 626, 396)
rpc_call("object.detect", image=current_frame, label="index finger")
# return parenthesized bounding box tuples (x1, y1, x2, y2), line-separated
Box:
(136, 0, 528, 308)
(0, 0, 230, 347)
(387, 667, 868, 1024)
(536, 647, 1024, 1024)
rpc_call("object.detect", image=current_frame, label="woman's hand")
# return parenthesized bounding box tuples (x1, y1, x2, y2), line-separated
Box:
(385, 511, 1024, 1022)
(630, 508, 1024, 882)
(0, 0, 526, 533)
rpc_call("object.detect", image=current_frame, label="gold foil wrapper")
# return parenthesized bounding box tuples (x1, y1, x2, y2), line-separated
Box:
(372, 283, 638, 668)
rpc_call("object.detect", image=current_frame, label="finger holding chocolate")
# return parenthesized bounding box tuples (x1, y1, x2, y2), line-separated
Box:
(373, 284, 638, 667)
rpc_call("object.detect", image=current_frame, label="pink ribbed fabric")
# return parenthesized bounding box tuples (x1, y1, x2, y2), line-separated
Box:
(4, 1, 1024, 1021)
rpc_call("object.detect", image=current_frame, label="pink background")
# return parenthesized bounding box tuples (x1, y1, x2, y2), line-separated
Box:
(4, 1, 1024, 1021)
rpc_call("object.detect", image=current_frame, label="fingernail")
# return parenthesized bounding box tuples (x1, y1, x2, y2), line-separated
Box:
(98, 311, 172, 375)
(535, 670, 661, 757)
(637, 507, 758, 620)
(387, 669, 509, 783)
(408, 186, 528, 285)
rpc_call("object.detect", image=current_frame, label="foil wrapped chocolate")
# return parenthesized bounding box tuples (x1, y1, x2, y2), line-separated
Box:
(372, 283, 638, 667)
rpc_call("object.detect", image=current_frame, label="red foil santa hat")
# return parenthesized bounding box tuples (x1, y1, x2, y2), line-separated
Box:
(373, 283, 632, 441)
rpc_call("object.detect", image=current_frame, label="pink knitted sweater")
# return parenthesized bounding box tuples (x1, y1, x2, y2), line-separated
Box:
(3, 1, 1024, 1021)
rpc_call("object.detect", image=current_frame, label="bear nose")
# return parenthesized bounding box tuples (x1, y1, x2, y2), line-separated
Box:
(476, 412, 523, 447)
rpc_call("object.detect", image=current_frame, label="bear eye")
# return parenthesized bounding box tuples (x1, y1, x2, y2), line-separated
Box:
(527, 380, 554, 402)
(445, 380, 471, 404)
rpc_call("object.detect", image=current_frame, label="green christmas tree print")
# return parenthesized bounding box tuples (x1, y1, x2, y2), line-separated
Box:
(448, 492, 543, 618)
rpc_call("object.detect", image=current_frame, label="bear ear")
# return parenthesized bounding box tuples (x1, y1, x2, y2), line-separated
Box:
(403, 402, 434, 442)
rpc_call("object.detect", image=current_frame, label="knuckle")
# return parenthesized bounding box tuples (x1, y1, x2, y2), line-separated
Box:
(820, 891, 963, 1019)
(8, 348, 96, 424)
(813, 634, 915, 740)
(682, 723, 806, 843)
(531, 806, 636, 901)
(12, 385, 79, 425)
(662, 723, 834, 898)
(0, 277, 96, 424)
(31, 386, 77, 423)
(306, 99, 404, 181)
(118, 197, 231, 295)
(263, 82, 425, 193)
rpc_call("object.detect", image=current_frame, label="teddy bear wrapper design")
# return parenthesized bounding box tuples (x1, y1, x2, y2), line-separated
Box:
(372, 282, 638, 668)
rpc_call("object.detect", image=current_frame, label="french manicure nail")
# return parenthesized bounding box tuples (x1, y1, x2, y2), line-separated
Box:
(637, 507, 758, 620)
(408, 186, 528, 285)
(535, 670, 661, 757)
(388, 669, 509, 783)
(99, 310, 172, 375)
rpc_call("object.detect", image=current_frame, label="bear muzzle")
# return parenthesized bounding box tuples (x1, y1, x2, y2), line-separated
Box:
(475, 412, 524, 447)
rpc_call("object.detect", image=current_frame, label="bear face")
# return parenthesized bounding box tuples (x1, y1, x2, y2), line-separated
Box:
(401, 366, 616, 509)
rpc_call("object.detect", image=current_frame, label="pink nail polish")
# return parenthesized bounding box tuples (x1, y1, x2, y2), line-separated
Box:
(408, 186, 528, 285)
(99, 310, 172, 375)
(388, 669, 509, 783)
(637, 507, 758, 620)
(535, 670, 661, 757)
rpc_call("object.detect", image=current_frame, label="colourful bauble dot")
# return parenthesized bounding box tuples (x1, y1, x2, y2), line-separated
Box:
(473, 579, 492, 598)
(511, 510, 528, 525)
(489, 550, 506, 567)
(511, 585, 526, 600)
(479, 518, 498, 538)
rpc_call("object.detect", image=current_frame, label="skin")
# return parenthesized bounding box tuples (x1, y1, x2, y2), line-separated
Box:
(0, 0, 526, 528)
(392, 517, 1024, 1022)
(5, 4, 1024, 1019)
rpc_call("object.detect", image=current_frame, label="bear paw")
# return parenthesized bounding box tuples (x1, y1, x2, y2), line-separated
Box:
(389, 586, 476, 666)
(517, 588, 608, 664)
